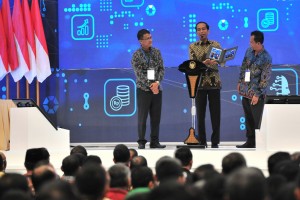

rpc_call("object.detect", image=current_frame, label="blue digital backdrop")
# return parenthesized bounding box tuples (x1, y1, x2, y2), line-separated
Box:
(59, 0, 300, 69)
(0, 0, 300, 144)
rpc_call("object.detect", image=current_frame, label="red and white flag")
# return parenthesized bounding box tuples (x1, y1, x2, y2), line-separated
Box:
(23, 0, 37, 83)
(11, 0, 30, 82)
(0, 10, 8, 81)
(31, 0, 51, 83)
(1, 0, 19, 74)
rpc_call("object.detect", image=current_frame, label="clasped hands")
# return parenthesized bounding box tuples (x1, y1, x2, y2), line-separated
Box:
(150, 82, 159, 94)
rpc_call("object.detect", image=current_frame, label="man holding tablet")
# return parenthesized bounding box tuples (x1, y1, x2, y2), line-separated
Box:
(189, 21, 222, 148)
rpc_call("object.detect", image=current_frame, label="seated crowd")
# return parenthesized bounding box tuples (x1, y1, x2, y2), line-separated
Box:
(0, 145, 300, 200)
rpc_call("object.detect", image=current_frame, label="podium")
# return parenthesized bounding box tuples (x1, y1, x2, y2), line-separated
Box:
(9, 102, 70, 152)
(256, 104, 300, 151)
(177, 60, 208, 148)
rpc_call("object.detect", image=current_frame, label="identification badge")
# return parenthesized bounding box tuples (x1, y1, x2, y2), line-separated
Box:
(245, 69, 250, 82)
(147, 69, 155, 80)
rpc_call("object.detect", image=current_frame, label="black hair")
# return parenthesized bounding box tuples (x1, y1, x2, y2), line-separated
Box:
(251, 30, 264, 44)
(195, 21, 210, 30)
(137, 29, 150, 40)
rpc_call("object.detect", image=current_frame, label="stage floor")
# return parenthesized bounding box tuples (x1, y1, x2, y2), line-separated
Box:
(3, 142, 295, 177)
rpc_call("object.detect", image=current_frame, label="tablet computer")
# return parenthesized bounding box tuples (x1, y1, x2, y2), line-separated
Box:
(207, 46, 238, 63)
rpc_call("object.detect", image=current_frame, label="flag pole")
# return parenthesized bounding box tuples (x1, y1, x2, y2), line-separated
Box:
(6, 75, 9, 99)
(16, 81, 20, 99)
(36, 79, 40, 106)
(26, 80, 29, 99)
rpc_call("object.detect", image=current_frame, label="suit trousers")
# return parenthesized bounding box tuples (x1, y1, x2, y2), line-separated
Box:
(137, 88, 162, 144)
(242, 97, 265, 141)
(195, 89, 221, 145)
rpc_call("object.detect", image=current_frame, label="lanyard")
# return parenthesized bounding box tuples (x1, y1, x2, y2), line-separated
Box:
(141, 48, 151, 66)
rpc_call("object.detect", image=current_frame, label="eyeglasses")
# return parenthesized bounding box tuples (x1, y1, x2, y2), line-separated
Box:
(141, 36, 152, 41)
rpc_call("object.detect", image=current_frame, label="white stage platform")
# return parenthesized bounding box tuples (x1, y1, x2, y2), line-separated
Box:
(3, 142, 297, 177)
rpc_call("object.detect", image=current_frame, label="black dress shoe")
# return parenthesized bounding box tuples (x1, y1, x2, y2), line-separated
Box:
(199, 142, 207, 148)
(138, 144, 145, 149)
(211, 144, 219, 148)
(150, 143, 166, 149)
(236, 141, 255, 148)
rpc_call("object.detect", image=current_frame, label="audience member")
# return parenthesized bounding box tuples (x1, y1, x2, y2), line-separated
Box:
(147, 181, 201, 200)
(31, 160, 57, 193)
(129, 148, 138, 161)
(61, 154, 81, 183)
(75, 164, 108, 200)
(0, 152, 6, 174)
(0, 190, 32, 200)
(113, 144, 131, 167)
(272, 160, 299, 182)
(155, 156, 185, 185)
(126, 166, 154, 199)
(193, 164, 217, 183)
(85, 155, 102, 165)
(273, 182, 297, 200)
(203, 173, 225, 200)
(267, 151, 290, 176)
(130, 156, 148, 170)
(106, 163, 131, 200)
(36, 179, 79, 200)
(225, 167, 267, 200)
(222, 152, 247, 175)
(70, 145, 88, 156)
(24, 148, 50, 194)
(266, 174, 287, 200)
(174, 147, 193, 184)
(0, 173, 31, 198)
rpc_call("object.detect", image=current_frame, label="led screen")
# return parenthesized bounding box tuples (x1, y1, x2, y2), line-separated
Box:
(59, 0, 300, 68)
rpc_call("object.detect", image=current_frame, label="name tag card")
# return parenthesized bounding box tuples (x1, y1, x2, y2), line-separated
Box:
(245, 69, 250, 82)
(147, 69, 155, 80)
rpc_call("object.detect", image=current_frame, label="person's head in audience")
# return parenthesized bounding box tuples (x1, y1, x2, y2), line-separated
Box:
(148, 181, 201, 200)
(129, 148, 138, 161)
(36, 179, 79, 200)
(61, 154, 80, 183)
(113, 144, 130, 166)
(272, 160, 299, 182)
(0, 152, 7, 172)
(85, 155, 102, 165)
(70, 145, 87, 156)
(75, 164, 108, 200)
(155, 156, 185, 184)
(0, 190, 32, 200)
(274, 182, 297, 200)
(193, 164, 217, 182)
(222, 152, 247, 175)
(72, 153, 87, 167)
(266, 174, 287, 200)
(224, 167, 267, 200)
(0, 173, 31, 198)
(267, 151, 290, 176)
(203, 173, 226, 200)
(108, 163, 131, 190)
(131, 166, 154, 189)
(174, 147, 193, 171)
(130, 155, 148, 170)
(31, 160, 57, 193)
(24, 148, 50, 172)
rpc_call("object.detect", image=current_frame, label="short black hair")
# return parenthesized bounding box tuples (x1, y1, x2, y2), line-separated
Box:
(24, 148, 50, 170)
(251, 30, 264, 44)
(195, 21, 209, 30)
(113, 144, 130, 163)
(175, 147, 192, 166)
(70, 145, 87, 156)
(131, 166, 153, 188)
(137, 29, 150, 40)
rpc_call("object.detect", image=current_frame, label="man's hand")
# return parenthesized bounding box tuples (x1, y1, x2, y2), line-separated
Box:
(150, 82, 159, 94)
(251, 95, 259, 105)
(203, 59, 218, 66)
